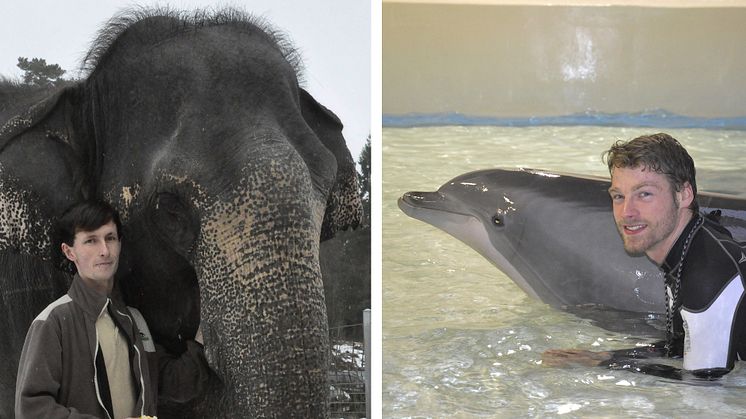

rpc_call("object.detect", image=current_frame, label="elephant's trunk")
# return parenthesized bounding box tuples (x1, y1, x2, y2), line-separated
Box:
(193, 153, 330, 417)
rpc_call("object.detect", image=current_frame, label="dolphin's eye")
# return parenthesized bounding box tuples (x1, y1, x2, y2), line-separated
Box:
(492, 214, 503, 226)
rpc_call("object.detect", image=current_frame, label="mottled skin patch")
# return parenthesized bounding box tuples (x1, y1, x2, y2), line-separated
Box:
(299, 89, 363, 240)
(0, 172, 71, 414)
(325, 164, 364, 236)
(104, 183, 142, 222)
(0, 116, 33, 143)
(120, 184, 140, 220)
(0, 166, 58, 258)
(194, 145, 328, 415)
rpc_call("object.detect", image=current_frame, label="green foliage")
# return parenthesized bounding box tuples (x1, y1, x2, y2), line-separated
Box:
(357, 136, 371, 226)
(321, 227, 371, 339)
(17, 57, 66, 87)
(321, 135, 372, 338)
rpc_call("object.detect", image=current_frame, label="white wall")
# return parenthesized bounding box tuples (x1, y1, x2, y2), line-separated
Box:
(384, 2, 746, 118)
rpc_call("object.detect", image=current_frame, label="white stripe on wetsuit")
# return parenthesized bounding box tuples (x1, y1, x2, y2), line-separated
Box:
(681, 275, 745, 370)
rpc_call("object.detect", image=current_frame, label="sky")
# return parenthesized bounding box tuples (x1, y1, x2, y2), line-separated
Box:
(0, 0, 371, 159)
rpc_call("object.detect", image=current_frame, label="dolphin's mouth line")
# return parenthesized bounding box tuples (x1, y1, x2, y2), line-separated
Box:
(399, 188, 605, 308)
(398, 193, 547, 302)
(399, 191, 475, 218)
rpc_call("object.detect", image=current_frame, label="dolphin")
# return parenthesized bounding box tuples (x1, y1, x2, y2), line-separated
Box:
(398, 168, 746, 314)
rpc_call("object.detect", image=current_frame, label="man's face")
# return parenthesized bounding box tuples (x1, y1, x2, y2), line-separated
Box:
(608, 166, 689, 264)
(61, 220, 121, 287)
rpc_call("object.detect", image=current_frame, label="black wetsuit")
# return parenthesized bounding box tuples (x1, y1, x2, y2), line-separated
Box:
(602, 214, 746, 379)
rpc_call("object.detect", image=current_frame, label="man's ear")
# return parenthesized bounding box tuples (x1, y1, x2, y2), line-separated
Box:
(61, 243, 76, 262)
(678, 181, 694, 209)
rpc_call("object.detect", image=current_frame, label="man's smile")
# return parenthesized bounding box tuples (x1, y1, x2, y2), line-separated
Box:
(623, 223, 647, 234)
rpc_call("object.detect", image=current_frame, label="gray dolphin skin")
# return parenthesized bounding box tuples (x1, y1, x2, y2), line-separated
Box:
(398, 168, 746, 314)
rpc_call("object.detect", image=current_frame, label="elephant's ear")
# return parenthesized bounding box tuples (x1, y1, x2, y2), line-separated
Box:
(299, 89, 363, 241)
(0, 83, 91, 200)
(0, 86, 75, 152)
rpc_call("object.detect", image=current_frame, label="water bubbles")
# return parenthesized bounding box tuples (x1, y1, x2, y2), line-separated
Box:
(615, 380, 636, 387)
(489, 370, 503, 378)
(555, 402, 583, 415)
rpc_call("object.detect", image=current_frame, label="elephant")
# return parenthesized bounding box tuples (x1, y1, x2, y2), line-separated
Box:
(0, 7, 362, 418)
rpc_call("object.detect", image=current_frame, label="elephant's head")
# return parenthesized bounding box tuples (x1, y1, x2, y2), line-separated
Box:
(0, 8, 361, 417)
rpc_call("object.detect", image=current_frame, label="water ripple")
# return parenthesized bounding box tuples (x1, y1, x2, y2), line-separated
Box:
(384, 126, 746, 417)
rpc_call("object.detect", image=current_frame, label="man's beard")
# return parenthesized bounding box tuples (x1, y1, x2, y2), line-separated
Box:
(617, 205, 679, 257)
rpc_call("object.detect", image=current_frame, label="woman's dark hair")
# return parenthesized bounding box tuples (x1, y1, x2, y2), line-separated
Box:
(52, 200, 122, 273)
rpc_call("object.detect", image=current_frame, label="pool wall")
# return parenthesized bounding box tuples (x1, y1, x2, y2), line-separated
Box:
(383, 1, 746, 121)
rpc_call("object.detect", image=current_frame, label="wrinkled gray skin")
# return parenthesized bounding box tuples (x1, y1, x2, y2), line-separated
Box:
(399, 168, 746, 317)
(0, 8, 361, 418)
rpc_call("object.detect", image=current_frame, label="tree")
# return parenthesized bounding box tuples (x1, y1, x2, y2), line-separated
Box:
(320, 135, 372, 338)
(357, 135, 371, 226)
(17, 57, 66, 87)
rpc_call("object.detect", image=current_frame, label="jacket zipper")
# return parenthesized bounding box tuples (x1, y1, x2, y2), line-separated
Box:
(117, 308, 148, 417)
(94, 299, 114, 419)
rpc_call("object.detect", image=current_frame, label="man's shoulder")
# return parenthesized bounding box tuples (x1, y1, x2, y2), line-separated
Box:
(682, 223, 745, 309)
(698, 222, 746, 267)
(33, 294, 74, 323)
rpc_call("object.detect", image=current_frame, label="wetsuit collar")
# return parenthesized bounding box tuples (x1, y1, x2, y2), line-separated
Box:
(660, 214, 702, 275)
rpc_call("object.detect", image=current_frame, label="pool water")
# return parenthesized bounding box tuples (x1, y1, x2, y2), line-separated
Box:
(383, 126, 746, 417)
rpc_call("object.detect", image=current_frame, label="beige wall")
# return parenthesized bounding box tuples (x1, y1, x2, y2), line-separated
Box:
(383, 3, 746, 118)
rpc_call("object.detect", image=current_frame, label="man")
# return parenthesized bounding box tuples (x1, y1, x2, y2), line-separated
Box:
(16, 200, 209, 418)
(543, 133, 746, 379)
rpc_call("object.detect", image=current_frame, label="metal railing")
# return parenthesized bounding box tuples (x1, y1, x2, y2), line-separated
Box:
(329, 309, 371, 418)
